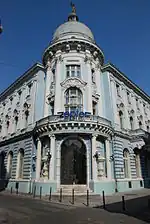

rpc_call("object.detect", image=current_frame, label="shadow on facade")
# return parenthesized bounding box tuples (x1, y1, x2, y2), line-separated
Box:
(0, 151, 9, 192)
(95, 195, 150, 223)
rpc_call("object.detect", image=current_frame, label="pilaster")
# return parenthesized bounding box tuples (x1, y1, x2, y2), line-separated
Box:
(110, 76, 119, 128)
(105, 139, 112, 180)
(36, 138, 42, 180)
(121, 84, 130, 130)
(85, 55, 92, 113)
(131, 92, 139, 130)
(95, 64, 102, 116)
(54, 54, 63, 114)
(91, 134, 97, 181)
(44, 62, 52, 117)
(49, 135, 56, 180)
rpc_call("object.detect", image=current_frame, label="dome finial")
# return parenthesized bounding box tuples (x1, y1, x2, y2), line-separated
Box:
(68, 2, 79, 21)
(71, 2, 76, 14)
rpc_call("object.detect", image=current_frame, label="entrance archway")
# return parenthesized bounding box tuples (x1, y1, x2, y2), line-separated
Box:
(61, 137, 87, 185)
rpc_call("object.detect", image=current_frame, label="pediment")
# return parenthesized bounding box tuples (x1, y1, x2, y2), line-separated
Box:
(60, 77, 87, 91)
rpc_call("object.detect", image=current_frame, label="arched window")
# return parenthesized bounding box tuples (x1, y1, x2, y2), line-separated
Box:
(7, 151, 13, 178)
(64, 87, 83, 112)
(135, 152, 141, 178)
(119, 111, 124, 129)
(123, 149, 130, 178)
(16, 149, 24, 179)
(24, 110, 29, 128)
(14, 109, 19, 132)
(130, 116, 134, 130)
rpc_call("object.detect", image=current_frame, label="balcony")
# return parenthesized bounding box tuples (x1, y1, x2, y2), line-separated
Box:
(129, 128, 147, 138)
(35, 115, 113, 137)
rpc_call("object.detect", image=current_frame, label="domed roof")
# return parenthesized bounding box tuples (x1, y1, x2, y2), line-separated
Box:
(52, 4, 94, 43)
(53, 21, 94, 42)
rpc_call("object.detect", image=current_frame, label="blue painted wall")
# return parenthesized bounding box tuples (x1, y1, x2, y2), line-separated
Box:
(101, 71, 113, 122)
(34, 70, 45, 121)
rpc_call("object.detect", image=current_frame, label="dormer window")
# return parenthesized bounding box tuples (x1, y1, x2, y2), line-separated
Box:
(66, 65, 81, 78)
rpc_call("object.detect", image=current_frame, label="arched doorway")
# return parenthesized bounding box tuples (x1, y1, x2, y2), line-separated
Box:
(61, 137, 87, 185)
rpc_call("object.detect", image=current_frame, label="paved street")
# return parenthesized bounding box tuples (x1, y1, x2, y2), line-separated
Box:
(0, 192, 150, 223)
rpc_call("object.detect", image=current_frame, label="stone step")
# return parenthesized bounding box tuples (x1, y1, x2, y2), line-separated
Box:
(55, 185, 93, 195)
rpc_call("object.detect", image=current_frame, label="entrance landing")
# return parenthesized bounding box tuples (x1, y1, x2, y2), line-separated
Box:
(56, 185, 93, 195)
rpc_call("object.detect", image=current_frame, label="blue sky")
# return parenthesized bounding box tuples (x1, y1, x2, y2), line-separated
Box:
(0, 0, 150, 95)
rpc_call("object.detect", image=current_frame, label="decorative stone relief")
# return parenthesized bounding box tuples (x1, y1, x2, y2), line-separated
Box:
(66, 44, 70, 52)
(77, 44, 81, 51)
(60, 77, 87, 91)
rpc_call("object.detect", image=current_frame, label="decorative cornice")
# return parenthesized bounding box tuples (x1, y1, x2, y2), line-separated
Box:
(43, 39, 104, 66)
(60, 77, 87, 91)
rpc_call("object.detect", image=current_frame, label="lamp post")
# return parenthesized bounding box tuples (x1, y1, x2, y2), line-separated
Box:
(0, 19, 3, 34)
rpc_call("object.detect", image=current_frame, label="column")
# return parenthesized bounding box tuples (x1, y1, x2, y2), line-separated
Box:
(36, 138, 42, 180)
(30, 80, 37, 123)
(92, 134, 97, 181)
(54, 55, 62, 114)
(110, 77, 120, 129)
(49, 135, 55, 180)
(105, 139, 111, 180)
(44, 66, 52, 117)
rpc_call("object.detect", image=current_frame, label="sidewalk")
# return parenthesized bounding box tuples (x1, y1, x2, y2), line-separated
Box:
(3, 188, 150, 208)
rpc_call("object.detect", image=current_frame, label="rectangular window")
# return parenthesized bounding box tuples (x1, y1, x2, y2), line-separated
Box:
(10, 97, 13, 105)
(28, 83, 32, 95)
(116, 83, 120, 96)
(143, 104, 146, 114)
(92, 69, 95, 83)
(66, 65, 81, 78)
(136, 98, 139, 109)
(50, 102, 54, 115)
(127, 92, 131, 104)
(92, 101, 97, 115)
(18, 91, 22, 101)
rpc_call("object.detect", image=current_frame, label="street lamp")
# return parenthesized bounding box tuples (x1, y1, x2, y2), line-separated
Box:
(0, 19, 3, 34)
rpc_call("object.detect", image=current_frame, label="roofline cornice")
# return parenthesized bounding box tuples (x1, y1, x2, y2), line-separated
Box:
(42, 39, 104, 65)
(0, 62, 45, 102)
(102, 63, 150, 103)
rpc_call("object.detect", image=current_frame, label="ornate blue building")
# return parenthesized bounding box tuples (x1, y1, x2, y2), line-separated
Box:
(0, 5, 150, 195)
